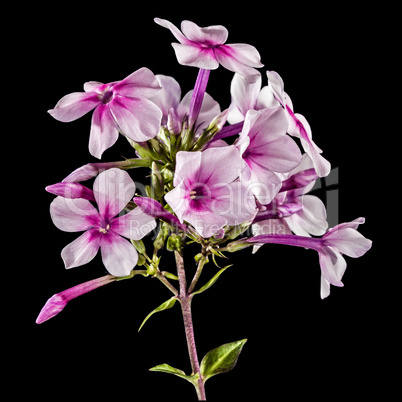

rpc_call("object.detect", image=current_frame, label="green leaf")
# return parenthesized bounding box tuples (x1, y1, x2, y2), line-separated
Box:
(192, 264, 233, 296)
(200, 339, 247, 382)
(150, 363, 199, 385)
(138, 297, 178, 332)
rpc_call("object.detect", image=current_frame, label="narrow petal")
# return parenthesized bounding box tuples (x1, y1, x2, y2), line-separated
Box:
(324, 227, 372, 258)
(61, 229, 101, 269)
(109, 95, 162, 142)
(320, 275, 331, 299)
(181, 20, 228, 45)
(111, 208, 157, 240)
(93, 168, 136, 221)
(50, 196, 100, 232)
(287, 111, 331, 177)
(154, 18, 192, 45)
(100, 232, 138, 276)
(318, 246, 346, 287)
(89, 104, 119, 159)
(172, 43, 219, 69)
(48, 92, 101, 122)
(215, 45, 262, 83)
(112, 67, 162, 99)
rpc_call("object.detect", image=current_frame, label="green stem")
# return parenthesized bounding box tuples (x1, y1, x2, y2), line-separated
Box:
(175, 251, 207, 401)
(188, 256, 207, 294)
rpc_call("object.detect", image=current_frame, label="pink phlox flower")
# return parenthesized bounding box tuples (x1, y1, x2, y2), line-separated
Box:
(50, 168, 156, 276)
(227, 71, 331, 177)
(252, 155, 328, 252)
(248, 217, 372, 298)
(150, 74, 220, 135)
(165, 146, 257, 238)
(265, 71, 331, 177)
(48, 68, 163, 159)
(236, 107, 302, 205)
(36, 275, 115, 324)
(154, 18, 263, 83)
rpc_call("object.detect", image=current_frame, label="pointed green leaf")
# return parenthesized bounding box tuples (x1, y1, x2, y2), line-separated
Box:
(192, 265, 233, 296)
(200, 339, 247, 382)
(150, 363, 199, 385)
(138, 297, 178, 332)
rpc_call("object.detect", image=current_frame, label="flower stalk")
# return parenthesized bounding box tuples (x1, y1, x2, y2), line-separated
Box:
(175, 251, 207, 400)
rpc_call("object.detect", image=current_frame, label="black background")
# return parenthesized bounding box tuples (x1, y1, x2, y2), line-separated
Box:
(11, 3, 395, 401)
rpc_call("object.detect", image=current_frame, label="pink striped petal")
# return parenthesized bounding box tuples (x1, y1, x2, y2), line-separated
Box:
(48, 92, 101, 122)
(61, 229, 102, 269)
(112, 67, 162, 99)
(109, 95, 162, 142)
(172, 43, 219, 69)
(181, 20, 228, 45)
(89, 104, 119, 159)
(50, 196, 100, 232)
(111, 208, 156, 240)
(93, 168, 136, 221)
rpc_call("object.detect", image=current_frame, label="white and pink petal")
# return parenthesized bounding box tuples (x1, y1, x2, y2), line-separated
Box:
(100, 232, 138, 276)
(61, 229, 102, 269)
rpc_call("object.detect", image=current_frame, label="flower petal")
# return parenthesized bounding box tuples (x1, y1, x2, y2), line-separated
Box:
(173, 151, 202, 187)
(228, 73, 262, 124)
(318, 246, 346, 287)
(182, 207, 227, 238)
(93, 168, 136, 221)
(198, 146, 243, 187)
(112, 67, 162, 99)
(61, 229, 101, 269)
(109, 95, 162, 142)
(100, 232, 138, 276)
(154, 18, 192, 45)
(181, 20, 228, 45)
(50, 196, 100, 232)
(164, 183, 190, 223)
(324, 227, 372, 258)
(209, 181, 257, 226)
(111, 208, 156, 240)
(215, 45, 262, 83)
(172, 43, 219, 69)
(48, 92, 101, 122)
(89, 104, 119, 159)
(151, 75, 181, 123)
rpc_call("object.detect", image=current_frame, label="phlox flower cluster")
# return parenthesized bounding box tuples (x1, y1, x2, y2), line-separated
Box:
(39, 17, 371, 330)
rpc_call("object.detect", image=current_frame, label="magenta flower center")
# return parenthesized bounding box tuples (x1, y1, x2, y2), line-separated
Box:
(99, 223, 110, 234)
(101, 90, 114, 104)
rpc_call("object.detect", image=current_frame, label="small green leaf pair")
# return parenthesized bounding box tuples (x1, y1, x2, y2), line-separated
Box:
(150, 339, 247, 394)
